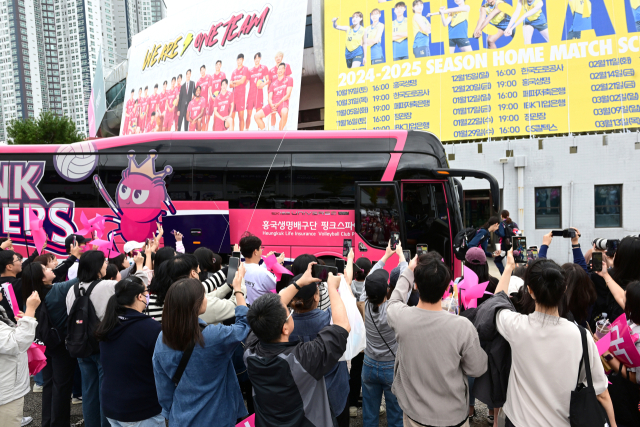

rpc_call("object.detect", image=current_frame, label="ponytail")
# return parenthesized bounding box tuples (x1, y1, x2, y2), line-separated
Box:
(500, 210, 512, 224)
(95, 277, 146, 341)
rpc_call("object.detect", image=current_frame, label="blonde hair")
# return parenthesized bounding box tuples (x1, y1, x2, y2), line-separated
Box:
(351, 12, 364, 28)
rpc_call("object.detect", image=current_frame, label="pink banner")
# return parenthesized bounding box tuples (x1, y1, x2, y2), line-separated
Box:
(1, 283, 20, 316)
(27, 343, 47, 375)
(235, 414, 255, 427)
(607, 314, 640, 367)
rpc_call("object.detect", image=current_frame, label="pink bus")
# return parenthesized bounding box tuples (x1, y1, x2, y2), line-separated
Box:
(0, 130, 498, 276)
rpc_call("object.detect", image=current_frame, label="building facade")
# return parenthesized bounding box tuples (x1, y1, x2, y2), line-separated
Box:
(0, 0, 165, 142)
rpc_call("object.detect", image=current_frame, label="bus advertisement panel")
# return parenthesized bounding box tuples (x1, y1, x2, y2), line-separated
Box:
(120, 0, 306, 136)
(324, 0, 640, 141)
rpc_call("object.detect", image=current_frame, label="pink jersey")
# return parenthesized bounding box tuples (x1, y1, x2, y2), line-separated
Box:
(125, 98, 135, 115)
(197, 74, 212, 104)
(148, 93, 160, 114)
(187, 96, 206, 121)
(139, 96, 149, 117)
(247, 64, 269, 106)
(231, 66, 250, 97)
(210, 71, 226, 99)
(158, 91, 168, 113)
(166, 87, 178, 112)
(213, 91, 233, 130)
(269, 63, 292, 88)
(145, 116, 157, 133)
(270, 76, 294, 105)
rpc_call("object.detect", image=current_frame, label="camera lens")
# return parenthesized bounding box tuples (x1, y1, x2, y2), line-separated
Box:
(592, 238, 607, 251)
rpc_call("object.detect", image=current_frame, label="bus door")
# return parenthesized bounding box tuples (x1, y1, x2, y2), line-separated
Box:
(401, 180, 453, 267)
(354, 182, 406, 272)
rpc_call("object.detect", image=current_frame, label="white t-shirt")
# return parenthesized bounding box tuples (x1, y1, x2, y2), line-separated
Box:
(244, 262, 276, 305)
(497, 310, 607, 427)
(67, 262, 79, 280)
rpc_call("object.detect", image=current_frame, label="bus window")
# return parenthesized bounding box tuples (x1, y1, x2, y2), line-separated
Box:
(202, 154, 291, 209)
(292, 153, 388, 210)
(39, 155, 98, 208)
(402, 182, 451, 265)
(192, 155, 226, 201)
(357, 184, 402, 249)
(162, 155, 193, 202)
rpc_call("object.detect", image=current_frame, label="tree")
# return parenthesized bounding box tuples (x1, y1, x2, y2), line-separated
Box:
(7, 111, 85, 144)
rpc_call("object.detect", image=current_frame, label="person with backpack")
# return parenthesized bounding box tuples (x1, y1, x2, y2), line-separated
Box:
(21, 243, 81, 427)
(152, 268, 249, 426)
(0, 290, 40, 427)
(493, 210, 518, 274)
(467, 216, 500, 260)
(95, 276, 163, 427)
(65, 250, 148, 427)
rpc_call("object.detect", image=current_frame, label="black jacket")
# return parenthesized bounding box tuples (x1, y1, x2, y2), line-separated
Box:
(99, 309, 162, 422)
(589, 270, 623, 330)
(0, 250, 39, 321)
(471, 291, 515, 408)
(178, 81, 195, 112)
(244, 325, 348, 427)
(52, 255, 77, 283)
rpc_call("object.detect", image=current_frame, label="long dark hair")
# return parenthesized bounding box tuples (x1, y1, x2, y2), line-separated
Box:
(109, 253, 127, 270)
(21, 262, 47, 302)
(625, 281, 640, 325)
(78, 250, 106, 283)
(161, 278, 205, 351)
(149, 254, 198, 307)
(95, 277, 146, 342)
(500, 210, 512, 225)
(482, 216, 500, 230)
(561, 263, 596, 324)
(612, 236, 640, 287)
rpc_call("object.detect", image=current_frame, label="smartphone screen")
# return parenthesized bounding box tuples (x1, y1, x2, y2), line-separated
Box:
(552, 230, 564, 237)
(391, 232, 400, 250)
(403, 250, 411, 260)
(512, 237, 527, 263)
(343, 239, 352, 257)
(232, 251, 241, 259)
(417, 244, 428, 256)
(592, 252, 603, 272)
(227, 257, 240, 285)
(336, 259, 346, 274)
(312, 264, 338, 281)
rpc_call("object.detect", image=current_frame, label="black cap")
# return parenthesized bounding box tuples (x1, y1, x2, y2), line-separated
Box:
(365, 269, 389, 300)
(65, 234, 86, 253)
(292, 273, 318, 300)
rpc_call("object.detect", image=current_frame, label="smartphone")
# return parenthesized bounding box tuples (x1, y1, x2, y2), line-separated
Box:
(592, 251, 603, 272)
(232, 251, 241, 259)
(312, 264, 338, 281)
(403, 250, 411, 260)
(562, 229, 576, 239)
(343, 239, 352, 257)
(227, 257, 240, 285)
(512, 237, 527, 263)
(145, 238, 150, 246)
(527, 248, 538, 262)
(73, 235, 77, 246)
(336, 259, 346, 274)
(552, 230, 564, 237)
(170, 229, 176, 235)
(391, 232, 400, 250)
(416, 244, 428, 256)
(606, 239, 619, 257)
(273, 252, 282, 258)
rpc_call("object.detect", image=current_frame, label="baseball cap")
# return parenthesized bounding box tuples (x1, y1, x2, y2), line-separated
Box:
(365, 269, 390, 300)
(292, 274, 318, 300)
(65, 234, 86, 253)
(123, 241, 145, 254)
(465, 247, 487, 265)
(389, 266, 402, 290)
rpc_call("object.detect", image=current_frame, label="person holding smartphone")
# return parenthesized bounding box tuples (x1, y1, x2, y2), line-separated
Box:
(492, 210, 518, 274)
(240, 234, 284, 305)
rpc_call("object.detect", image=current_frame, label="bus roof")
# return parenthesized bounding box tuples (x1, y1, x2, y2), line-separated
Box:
(0, 130, 445, 158)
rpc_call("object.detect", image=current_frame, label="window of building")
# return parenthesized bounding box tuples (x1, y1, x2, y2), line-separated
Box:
(595, 185, 622, 228)
(535, 187, 562, 229)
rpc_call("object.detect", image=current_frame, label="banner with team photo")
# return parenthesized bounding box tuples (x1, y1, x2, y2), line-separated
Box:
(120, 0, 306, 135)
(325, 0, 640, 141)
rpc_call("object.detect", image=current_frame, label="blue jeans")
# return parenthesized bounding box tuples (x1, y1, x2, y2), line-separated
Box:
(34, 371, 44, 386)
(78, 354, 109, 427)
(107, 415, 165, 427)
(361, 355, 403, 427)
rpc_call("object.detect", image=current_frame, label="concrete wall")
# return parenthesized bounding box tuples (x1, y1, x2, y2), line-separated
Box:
(445, 134, 640, 263)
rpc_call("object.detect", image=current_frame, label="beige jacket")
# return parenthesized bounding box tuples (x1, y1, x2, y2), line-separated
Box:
(0, 315, 37, 406)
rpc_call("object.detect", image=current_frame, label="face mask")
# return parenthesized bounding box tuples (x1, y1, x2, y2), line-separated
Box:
(127, 257, 134, 266)
(144, 294, 149, 307)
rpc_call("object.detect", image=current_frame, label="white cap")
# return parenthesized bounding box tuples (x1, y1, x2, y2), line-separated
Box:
(508, 276, 525, 295)
(123, 241, 145, 253)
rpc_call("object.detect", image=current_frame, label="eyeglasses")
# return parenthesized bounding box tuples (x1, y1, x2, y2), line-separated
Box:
(286, 307, 294, 321)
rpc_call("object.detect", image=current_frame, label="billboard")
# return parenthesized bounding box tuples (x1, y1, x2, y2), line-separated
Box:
(324, 0, 640, 141)
(121, 0, 307, 135)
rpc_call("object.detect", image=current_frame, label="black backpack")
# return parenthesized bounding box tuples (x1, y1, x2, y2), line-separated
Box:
(453, 227, 478, 261)
(34, 295, 62, 350)
(66, 280, 101, 358)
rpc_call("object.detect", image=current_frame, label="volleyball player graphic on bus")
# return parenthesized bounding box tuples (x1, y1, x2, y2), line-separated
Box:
(93, 150, 176, 243)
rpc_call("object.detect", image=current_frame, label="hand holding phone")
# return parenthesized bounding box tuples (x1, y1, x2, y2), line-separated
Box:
(227, 257, 240, 285)
(232, 251, 241, 258)
(312, 264, 338, 282)
(336, 259, 345, 274)
(512, 236, 527, 263)
(592, 252, 603, 273)
(343, 239, 352, 257)
(391, 232, 400, 250)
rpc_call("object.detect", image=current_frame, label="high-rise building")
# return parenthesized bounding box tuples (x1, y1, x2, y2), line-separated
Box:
(0, 0, 165, 142)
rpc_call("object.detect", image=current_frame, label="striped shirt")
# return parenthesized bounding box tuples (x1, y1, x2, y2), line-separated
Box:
(318, 283, 331, 311)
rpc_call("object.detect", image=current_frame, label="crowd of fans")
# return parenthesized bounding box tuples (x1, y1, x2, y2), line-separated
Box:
(0, 224, 639, 427)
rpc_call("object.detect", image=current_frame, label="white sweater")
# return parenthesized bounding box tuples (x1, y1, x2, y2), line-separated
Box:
(0, 315, 37, 406)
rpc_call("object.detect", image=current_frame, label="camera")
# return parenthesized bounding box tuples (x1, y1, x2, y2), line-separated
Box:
(592, 238, 620, 257)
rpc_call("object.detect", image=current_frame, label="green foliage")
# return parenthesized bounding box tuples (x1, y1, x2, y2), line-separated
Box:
(7, 111, 85, 145)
